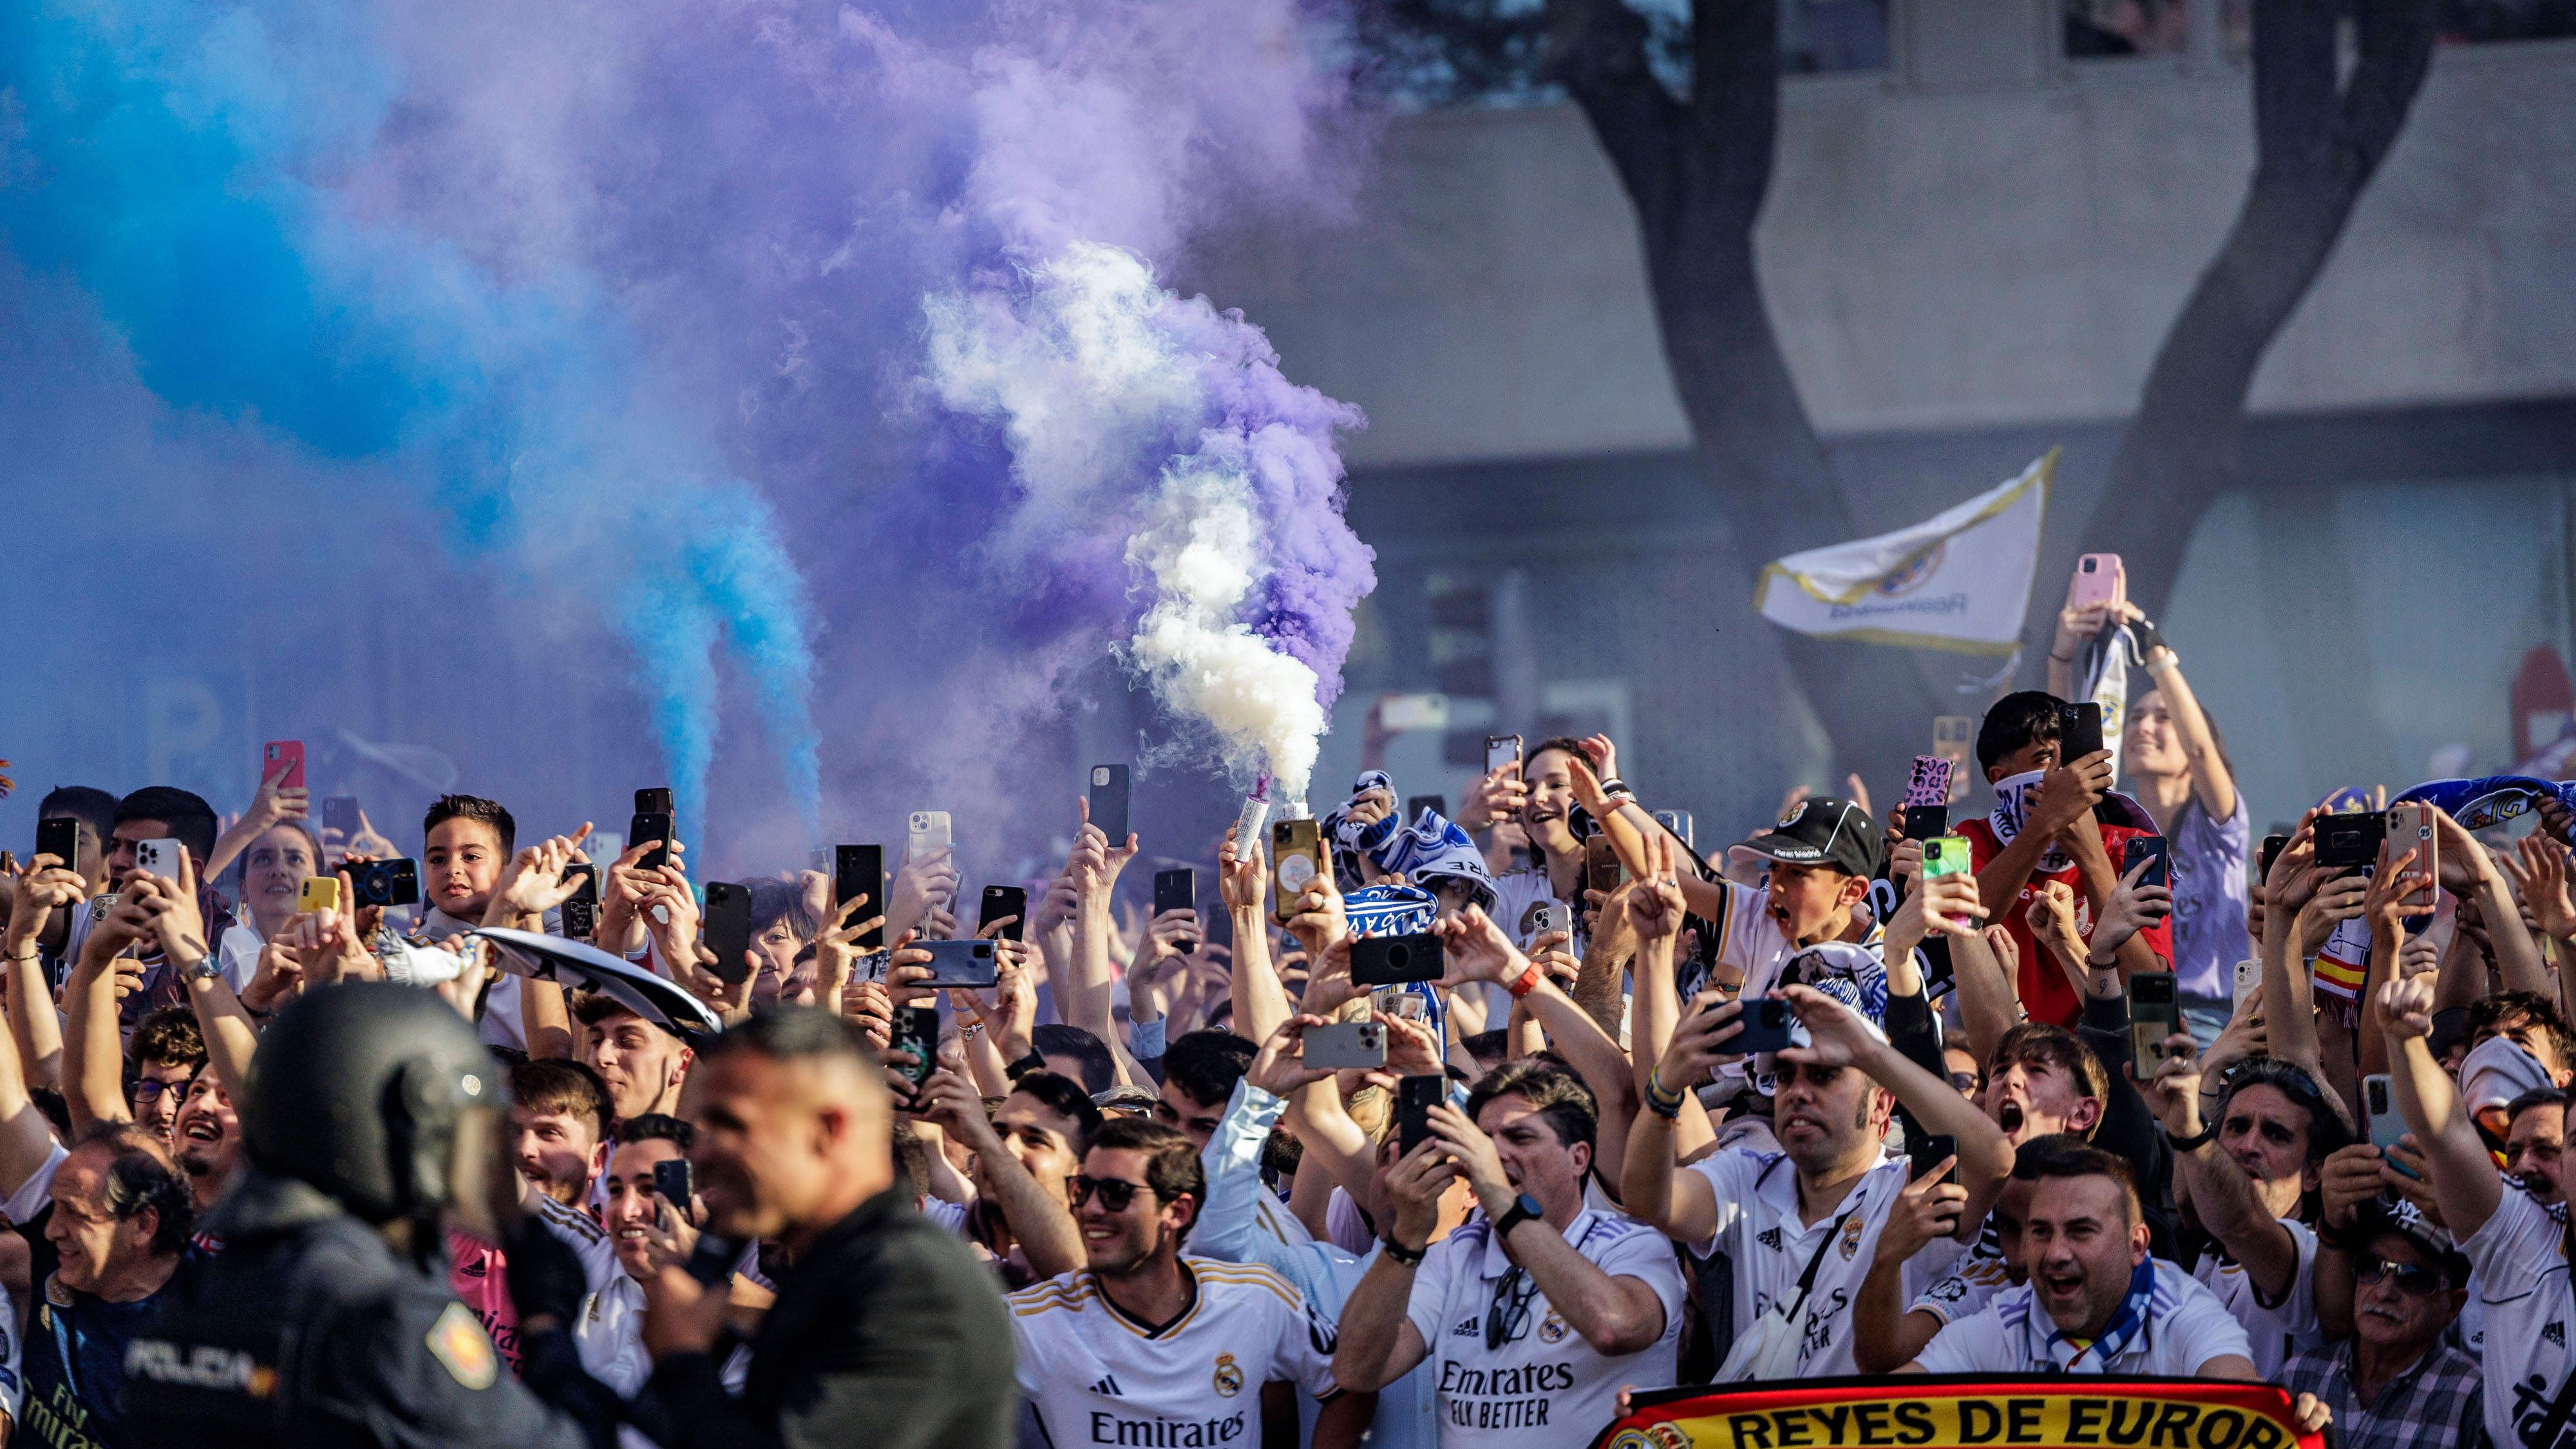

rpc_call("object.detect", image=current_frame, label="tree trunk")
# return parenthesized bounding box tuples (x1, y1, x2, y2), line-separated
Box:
(2076, 0, 2436, 620)
(1547, 0, 1940, 785)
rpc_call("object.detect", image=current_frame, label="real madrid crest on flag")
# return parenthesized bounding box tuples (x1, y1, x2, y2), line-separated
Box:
(1211, 1352, 1244, 1397)
(1754, 450, 2054, 655)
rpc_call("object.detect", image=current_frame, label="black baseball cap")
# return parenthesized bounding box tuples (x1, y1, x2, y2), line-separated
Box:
(1728, 796, 1882, 880)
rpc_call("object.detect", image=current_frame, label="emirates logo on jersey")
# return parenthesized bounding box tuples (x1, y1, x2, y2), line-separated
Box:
(1211, 1353, 1244, 1397)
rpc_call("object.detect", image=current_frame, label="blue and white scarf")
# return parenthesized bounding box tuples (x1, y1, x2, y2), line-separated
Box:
(1322, 770, 1496, 909)
(2043, 1256, 2156, 1372)
(1342, 882, 1446, 1045)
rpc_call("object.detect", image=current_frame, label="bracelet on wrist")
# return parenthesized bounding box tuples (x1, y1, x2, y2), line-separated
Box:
(1379, 1233, 1426, 1267)
(1644, 1068, 1687, 1121)
(1504, 962, 1542, 999)
(2049, 650, 2076, 663)
(2168, 1124, 2216, 1153)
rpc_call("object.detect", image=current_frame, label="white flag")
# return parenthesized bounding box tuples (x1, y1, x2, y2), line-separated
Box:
(1753, 450, 2055, 656)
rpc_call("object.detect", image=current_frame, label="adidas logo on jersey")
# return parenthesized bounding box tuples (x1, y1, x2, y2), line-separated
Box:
(1452, 1316, 1479, 1337)
(1757, 1226, 1783, 1251)
(1090, 1374, 1122, 1396)
(2548, 1322, 2567, 1348)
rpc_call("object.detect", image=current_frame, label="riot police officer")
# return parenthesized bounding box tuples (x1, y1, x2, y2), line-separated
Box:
(122, 981, 623, 1447)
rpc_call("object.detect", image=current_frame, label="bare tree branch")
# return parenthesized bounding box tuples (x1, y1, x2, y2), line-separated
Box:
(2075, 0, 2436, 619)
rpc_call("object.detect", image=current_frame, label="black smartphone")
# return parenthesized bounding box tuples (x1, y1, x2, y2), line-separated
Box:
(1350, 933, 1445, 986)
(704, 881, 753, 986)
(1153, 867, 1197, 950)
(1405, 795, 1447, 824)
(920, 938, 999, 988)
(1396, 1074, 1444, 1156)
(2313, 812, 2386, 871)
(652, 1157, 692, 1209)
(1908, 1132, 1961, 1186)
(345, 858, 422, 909)
(835, 845, 884, 949)
(2122, 835, 2171, 889)
(321, 796, 361, 838)
(2129, 971, 2180, 1080)
(1732, 996, 1795, 1055)
(980, 885, 1028, 942)
(1088, 764, 1132, 846)
(35, 817, 79, 871)
(635, 787, 674, 816)
(560, 863, 599, 940)
(2058, 702, 2105, 762)
(890, 1005, 940, 1091)
(2257, 832, 2289, 883)
(1901, 804, 1952, 842)
(630, 811, 673, 872)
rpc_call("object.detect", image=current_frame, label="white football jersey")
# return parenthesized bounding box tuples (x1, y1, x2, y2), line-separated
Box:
(1009, 1258, 1339, 1447)
(2462, 1180, 2576, 1449)
(1911, 1259, 2251, 1376)
(527, 1189, 648, 1396)
(1400, 1209, 1683, 1449)
(2190, 1217, 2322, 1379)
(1685, 1148, 1966, 1376)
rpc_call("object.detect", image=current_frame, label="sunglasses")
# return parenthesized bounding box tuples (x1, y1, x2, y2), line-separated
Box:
(2354, 1256, 2447, 1295)
(1486, 1268, 1540, 1350)
(1070, 1175, 1153, 1213)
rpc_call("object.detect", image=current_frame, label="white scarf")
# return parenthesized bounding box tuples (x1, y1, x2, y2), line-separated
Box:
(1989, 768, 2072, 875)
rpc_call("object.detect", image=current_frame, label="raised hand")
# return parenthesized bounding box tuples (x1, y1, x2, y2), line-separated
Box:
(242, 757, 310, 836)
(1217, 824, 1265, 914)
(1430, 904, 1524, 987)
(1655, 992, 1747, 1090)
(1245, 1017, 1336, 1098)
(1626, 832, 1689, 943)
(2504, 834, 2576, 939)
(2364, 844, 2429, 945)
(1875, 1157, 1965, 1267)
(497, 824, 596, 917)
(1775, 984, 1879, 1070)
(2377, 974, 2435, 1041)
(2092, 855, 2172, 956)
(4, 854, 84, 958)
(1458, 762, 1527, 835)
(2032, 751, 2114, 836)
(1381, 1010, 1444, 1079)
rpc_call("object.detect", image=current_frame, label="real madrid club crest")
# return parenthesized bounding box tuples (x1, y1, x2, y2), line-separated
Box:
(1538, 1309, 1569, 1345)
(1838, 1213, 1868, 1261)
(1212, 1352, 1244, 1397)
(1776, 799, 1808, 829)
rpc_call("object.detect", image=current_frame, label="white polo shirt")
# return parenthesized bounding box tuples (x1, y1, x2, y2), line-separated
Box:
(1400, 1209, 1683, 1448)
(2191, 1217, 2322, 1379)
(1685, 1148, 1967, 1376)
(2461, 1178, 2576, 1449)
(1009, 1258, 1339, 1448)
(527, 1190, 648, 1396)
(1912, 1260, 2251, 1375)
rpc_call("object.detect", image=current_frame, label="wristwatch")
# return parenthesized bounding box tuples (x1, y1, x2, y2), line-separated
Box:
(1491, 1193, 1544, 1240)
(1379, 1233, 1426, 1267)
(183, 956, 225, 984)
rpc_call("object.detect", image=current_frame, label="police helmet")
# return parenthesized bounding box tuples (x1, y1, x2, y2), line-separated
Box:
(242, 981, 503, 1224)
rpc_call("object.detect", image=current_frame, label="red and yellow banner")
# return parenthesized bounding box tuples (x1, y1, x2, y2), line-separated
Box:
(1591, 1376, 2322, 1449)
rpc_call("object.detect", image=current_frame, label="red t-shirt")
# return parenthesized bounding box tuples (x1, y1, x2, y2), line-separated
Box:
(1958, 816, 2172, 1027)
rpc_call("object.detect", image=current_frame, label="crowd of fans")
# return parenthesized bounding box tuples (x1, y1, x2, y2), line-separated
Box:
(0, 554, 2567, 1448)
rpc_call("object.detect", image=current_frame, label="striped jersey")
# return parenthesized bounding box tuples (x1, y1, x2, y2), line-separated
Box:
(1008, 1258, 1339, 1447)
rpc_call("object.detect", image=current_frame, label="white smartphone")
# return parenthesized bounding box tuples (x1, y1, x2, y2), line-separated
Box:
(2231, 958, 2260, 1008)
(135, 838, 185, 881)
(907, 811, 952, 862)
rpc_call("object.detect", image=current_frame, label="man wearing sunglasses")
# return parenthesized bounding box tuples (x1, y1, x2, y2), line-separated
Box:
(2281, 1208, 2481, 1449)
(2144, 1045, 2349, 1379)
(1007, 1117, 1367, 1449)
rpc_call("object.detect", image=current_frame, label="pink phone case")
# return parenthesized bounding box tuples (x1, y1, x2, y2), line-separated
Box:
(263, 740, 306, 792)
(2069, 554, 2121, 611)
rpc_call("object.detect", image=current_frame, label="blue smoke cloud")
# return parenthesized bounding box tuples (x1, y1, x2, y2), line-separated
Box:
(0, 0, 822, 844)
